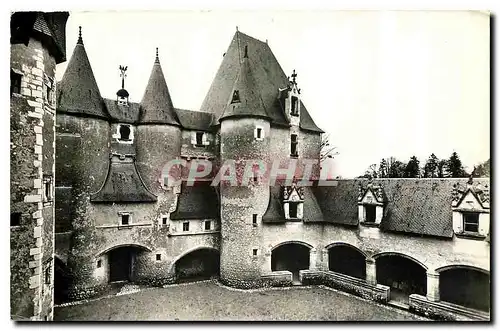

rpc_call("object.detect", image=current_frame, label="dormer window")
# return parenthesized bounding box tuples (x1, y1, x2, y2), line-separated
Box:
(196, 132, 203, 146)
(231, 90, 240, 104)
(291, 96, 299, 116)
(358, 185, 386, 226)
(463, 212, 479, 233)
(283, 185, 305, 221)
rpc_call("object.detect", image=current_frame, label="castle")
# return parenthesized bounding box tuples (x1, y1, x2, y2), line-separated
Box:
(11, 14, 490, 321)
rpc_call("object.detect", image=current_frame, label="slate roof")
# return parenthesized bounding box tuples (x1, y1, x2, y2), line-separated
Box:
(11, 12, 69, 63)
(313, 180, 361, 226)
(220, 53, 270, 120)
(170, 181, 219, 220)
(57, 29, 108, 119)
(262, 185, 324, 223)
(91, 157, 157, 203)
(200, 31, 323, 133)
(175, 108, 215, 131)
(104, 99, 141, 124)
(139, 52, 180, 125)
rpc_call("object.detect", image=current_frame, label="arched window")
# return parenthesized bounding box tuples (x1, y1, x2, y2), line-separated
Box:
(119, 125, 131, 141)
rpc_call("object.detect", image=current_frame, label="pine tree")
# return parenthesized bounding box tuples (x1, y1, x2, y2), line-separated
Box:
(405, 156, 420, 178)
(446, 151, 467, 178)
(423, 153, 439, 178)
(437, 159, 447, 178)
(388, 158, 405, 178)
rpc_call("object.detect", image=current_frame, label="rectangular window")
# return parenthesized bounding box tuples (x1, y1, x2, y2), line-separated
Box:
(205, 220, 212, 230)
(156, 254, 161, 261)
(291, 96, 299, 116)
(196, 132, 204, 146)
(256, 128, 262, 139)
(43, 77, 53, 105)
(289, 203, 298, 218)
(162, 217, 168, 225)
(44, 265, 51, 284)
(97, 259, 102, 268)
(291, 134, 298, 157)
(11, 213, 21, 227)
(463, 212, 479, 233)
(253, 249, 258, 256)
(183, 222, 190, 231)
(11, 70, 22, 96)
(43, 176, 53, 203)
(121, 214, 130, 225)
(252, 214, 258, 227)
(365, 205, 376, 223)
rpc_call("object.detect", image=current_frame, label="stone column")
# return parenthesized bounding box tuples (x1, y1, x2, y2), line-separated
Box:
(366, 258, 377, 285)
(321, 248, 329, 271)
(263, 249, 272, 273)
(426, 271, 440, 302)
(309, 248, 318, 270)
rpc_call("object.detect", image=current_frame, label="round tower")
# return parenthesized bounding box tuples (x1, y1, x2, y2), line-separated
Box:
(218, 47, 272, 288)
(135, 48, 182, 194)
(55, 27, 111, 299)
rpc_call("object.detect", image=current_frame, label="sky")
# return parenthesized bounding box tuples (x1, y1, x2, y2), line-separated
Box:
(56, 10, 490, 178)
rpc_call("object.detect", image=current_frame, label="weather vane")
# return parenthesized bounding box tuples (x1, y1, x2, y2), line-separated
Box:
(119, 65, 128, 89)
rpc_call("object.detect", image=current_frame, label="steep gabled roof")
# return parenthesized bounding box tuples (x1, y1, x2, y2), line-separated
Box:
(200, 31, 323, 132)
(175, 108, 215, 131)
(220, 53, 270, 120)
(139, 50, 180, 125)
(170, 181, 219, 220)
(57, 28, 108, 119)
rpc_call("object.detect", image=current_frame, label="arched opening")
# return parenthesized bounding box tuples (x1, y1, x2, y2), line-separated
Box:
(107, 245, 148, 283)
(54, 257, 70, 305)
(375, 254, 427, 304)
(174, 248, 220, 283)
(271, 242, 310, 284)
(328, 244, 366, 279)
(439, 267, 490, 312)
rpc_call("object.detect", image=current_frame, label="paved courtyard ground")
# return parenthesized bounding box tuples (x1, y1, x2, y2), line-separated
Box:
(54, 280, 430, 321)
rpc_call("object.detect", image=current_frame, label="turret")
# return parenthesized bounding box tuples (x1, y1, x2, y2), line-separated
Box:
(135, 48, 181, 193)
(218, 44, 272, 288)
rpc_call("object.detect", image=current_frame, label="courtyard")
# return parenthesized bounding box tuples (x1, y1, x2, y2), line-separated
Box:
(54, 280, 430, 321)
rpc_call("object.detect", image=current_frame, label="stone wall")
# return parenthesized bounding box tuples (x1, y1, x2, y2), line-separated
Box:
(10, 37, 56, 321)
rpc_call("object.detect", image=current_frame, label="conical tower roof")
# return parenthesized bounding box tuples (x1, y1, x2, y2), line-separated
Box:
(220, 47, 270, 121)
(57, 27, 107, 119)
(139, 48, 179, 125)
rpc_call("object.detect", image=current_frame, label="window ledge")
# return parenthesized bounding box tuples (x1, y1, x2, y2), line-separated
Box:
(95, 223, 152, 229)
(455, 232, 486, 240)
(290, 155, 299, 159)
(168, 230, 220, 237)
(360, 221, 380, 227)
(285, 218, 303, 222)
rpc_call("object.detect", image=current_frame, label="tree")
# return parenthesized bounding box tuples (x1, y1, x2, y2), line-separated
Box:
(378, 158, 388, 178)
(423, 153, 439, 178)
(362, 164, 378, 179)
(405, 156, 420, 178)
(387, 157, 405, 178)
(320, 133, 339, 162)
(446, 151, 467, 178)
(472, 159, 490, 178)
(437, 159, 447, 178)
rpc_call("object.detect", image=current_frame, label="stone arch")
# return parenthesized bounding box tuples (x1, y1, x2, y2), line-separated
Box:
(373, 251, 428, 270)
(168, 245, 220, 273)
(96, 243, 153, 257)
(169, 246, 220, 282)
(325, 242, 368, 257)
(326, 242, 367, 279)
(373, 251, 428, 304)
(437, 264, 490, 312)
(271, 240, 314, 251)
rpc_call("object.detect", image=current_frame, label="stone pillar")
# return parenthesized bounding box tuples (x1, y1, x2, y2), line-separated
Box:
(321, 248, 329, 271)
(263, 249, 272, 273)
(309, 248, 318, 270)
(426, 271, 440, 302)
(366, 258, 377, 285)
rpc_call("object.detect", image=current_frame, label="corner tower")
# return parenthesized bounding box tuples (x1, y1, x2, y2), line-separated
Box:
(218, 44, 272, 288)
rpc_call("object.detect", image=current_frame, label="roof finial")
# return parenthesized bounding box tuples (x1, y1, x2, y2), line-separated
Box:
(236, 26, 239, 31)
(77, 26, 83, 45)
(244, 45, 248, 58)
(119, 65, 128, 89)
(155, 47, 159, 63)
(291, 69, 297, 84)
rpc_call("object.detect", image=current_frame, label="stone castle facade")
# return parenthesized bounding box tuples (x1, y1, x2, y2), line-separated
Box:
(11, 16, 490, 321)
